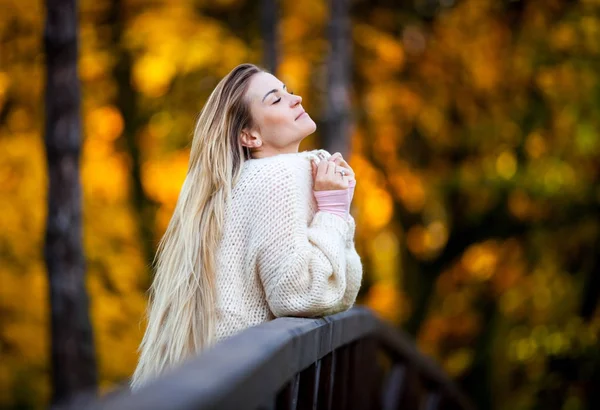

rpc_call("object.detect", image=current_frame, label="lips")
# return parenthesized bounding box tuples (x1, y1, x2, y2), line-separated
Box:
(295, 111, 306, 120)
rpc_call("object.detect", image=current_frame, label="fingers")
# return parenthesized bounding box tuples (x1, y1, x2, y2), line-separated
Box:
(329, 152, 342, 163)
(325, 160, 336, 177)
(313, 151, 358, 191)
(328, 153, 355, 178)
(316, 158, 332, 179)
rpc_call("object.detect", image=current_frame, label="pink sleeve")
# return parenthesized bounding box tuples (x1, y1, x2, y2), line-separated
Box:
(313, 179, 356, 221)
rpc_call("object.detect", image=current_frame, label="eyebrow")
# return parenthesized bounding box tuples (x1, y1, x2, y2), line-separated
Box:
(262, 83, 287, 102)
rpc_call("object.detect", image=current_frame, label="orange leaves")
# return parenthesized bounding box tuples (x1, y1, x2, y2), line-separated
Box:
(350, 154, 394, 230)
(125, 6, 251, 96)
(0, 72, 10, 109)
(406, 221, 449, 260)
(142, 151, 189, 206)
(354, 23, 405, 80)
(461, 241, 499, 282)
(87, 106, 124, 142)
(389, 163, 426, 213)
(364, 281, 408, 325)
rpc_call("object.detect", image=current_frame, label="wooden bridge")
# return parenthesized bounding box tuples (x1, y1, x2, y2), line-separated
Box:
(66, 307, 473, 410)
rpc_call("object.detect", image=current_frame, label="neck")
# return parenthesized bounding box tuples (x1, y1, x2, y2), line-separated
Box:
(251, 143, 301, 159)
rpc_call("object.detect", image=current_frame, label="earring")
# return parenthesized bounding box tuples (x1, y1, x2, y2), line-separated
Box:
(257, 140, 262, 147)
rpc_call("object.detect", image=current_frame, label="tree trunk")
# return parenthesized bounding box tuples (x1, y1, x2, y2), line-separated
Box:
(261, 0, 278, 74)
(43, 0, 97, 404)
(324, 0, 352, 156)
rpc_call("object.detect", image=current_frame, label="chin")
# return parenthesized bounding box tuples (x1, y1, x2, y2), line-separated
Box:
(304, 118, 317, 134)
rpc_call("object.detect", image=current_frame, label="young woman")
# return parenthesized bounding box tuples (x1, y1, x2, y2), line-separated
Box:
(131, 63, 363, 388)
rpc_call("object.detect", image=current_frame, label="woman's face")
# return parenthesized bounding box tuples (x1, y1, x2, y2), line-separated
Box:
(241, 72, 316, 158)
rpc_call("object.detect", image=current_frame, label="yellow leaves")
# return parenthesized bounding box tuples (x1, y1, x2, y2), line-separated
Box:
(362, 187, 394, 230)
(279, 0, 327, 99)
(580, 15, 600, 53)
(133, 55, 177, 98)
(428, 221, 448, 249)
(525, 131, 547, 159)
(6, 106, 32, 132)
(0, 262, 50, 406)
(350, 154, 394, 230)
(417, 106, 445, 140)
(282, 16, 310, 41)
(0, 132, 47, 250)
(87, 106, 124, 142)
(364, 281, 408, 325)
(523, 158, 577, 195)
(354, 24, 405, 79)
(147, 111, 174, 141)
(500, 288, 525, 317)
(278, 56, 311, 98)
(374, 35, 405, 70)
(551, 23, 576, 51)
(389, 164, 426, 213)
(444, 348, 474, 378)
(0, 132, 49, 405)
(369, 229, 400, 282)
(90, 276, 146, 381)
(406, 222, 448, 260)
(143, 151, 189, 206)
(79, 51, 112, 82)
(82, 145, 129, 204)
(461, 241, 499, 281)
(496, 150, 517, 180)
(396, 86, 423, 120)
(126, 5, 251, 92)
(469, 53, 501, 92)
(0, 71, 9, 108)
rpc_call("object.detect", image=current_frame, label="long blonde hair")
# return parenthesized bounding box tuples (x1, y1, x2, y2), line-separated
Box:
(131, 64, 263, 389)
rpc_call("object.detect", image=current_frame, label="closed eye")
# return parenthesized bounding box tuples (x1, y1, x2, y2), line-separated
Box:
(273, 89, 294, 104)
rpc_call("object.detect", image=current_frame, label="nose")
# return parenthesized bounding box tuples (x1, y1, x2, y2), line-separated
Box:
(290, 93, 302, 106)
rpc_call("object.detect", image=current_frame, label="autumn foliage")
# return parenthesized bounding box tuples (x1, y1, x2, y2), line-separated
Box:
(1, 0, 599, 409)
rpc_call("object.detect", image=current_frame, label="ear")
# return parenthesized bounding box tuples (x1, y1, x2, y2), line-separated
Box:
(240, 128, 262, 149)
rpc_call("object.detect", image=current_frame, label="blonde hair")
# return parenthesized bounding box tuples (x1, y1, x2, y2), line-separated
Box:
(131, 64, 263, 389)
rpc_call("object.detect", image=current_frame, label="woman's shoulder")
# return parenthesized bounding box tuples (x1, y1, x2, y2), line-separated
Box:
(244, 149, 331, 183)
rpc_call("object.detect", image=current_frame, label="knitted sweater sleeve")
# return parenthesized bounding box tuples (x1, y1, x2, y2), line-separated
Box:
(254, 161, 362, 318)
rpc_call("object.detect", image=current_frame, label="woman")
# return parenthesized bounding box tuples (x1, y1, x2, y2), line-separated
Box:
(131, 63, 363, 389)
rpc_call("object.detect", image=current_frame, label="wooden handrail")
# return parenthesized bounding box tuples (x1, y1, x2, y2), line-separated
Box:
(71, 307, 473, 410)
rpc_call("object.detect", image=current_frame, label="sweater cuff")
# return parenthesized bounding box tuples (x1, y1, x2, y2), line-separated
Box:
(311, 211, 349, 238)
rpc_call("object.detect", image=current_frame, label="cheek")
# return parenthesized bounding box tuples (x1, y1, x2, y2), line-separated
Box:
(262, 108, 292, 128)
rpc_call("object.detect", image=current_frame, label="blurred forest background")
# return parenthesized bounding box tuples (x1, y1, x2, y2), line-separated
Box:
(1, 0, 599, 409)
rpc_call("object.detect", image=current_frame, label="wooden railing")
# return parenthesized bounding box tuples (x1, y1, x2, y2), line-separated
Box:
(75, 307, 473, 410)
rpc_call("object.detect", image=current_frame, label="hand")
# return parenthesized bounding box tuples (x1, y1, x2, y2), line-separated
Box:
(328, 152, 356, 205)
(311, 157, 351, 191)
(328, 152, 355, 183)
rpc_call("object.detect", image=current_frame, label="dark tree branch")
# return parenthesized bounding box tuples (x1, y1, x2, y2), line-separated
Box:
(323, 0, 352, 157)
(260, 0, 278, 74)
(43, 0, 97, 403)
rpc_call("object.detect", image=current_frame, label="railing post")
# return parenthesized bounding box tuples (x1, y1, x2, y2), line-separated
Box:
(297, 360, 321, 410)
(332, 345, 351, 410)
(381, 363, 407, 410)
(423, 391, 441, 410)
(276, 373, 300, 410)
(317, 351, 336, 410)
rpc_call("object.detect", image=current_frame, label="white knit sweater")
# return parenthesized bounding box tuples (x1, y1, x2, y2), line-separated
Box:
(214, 149, 363, 342)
